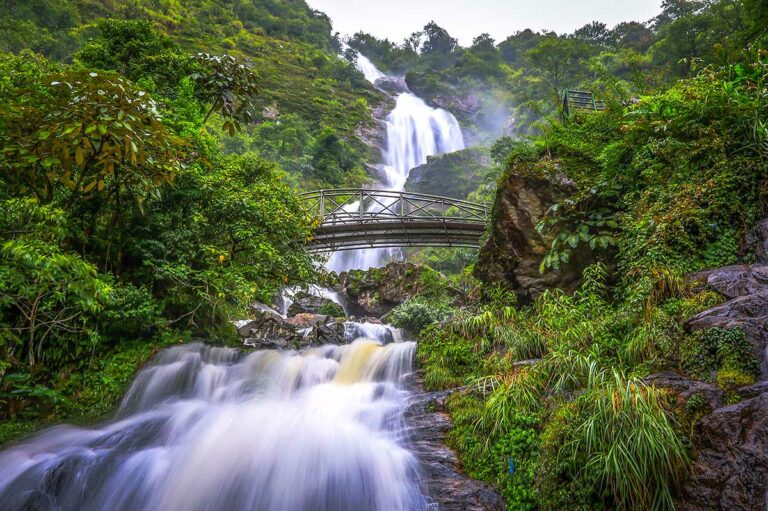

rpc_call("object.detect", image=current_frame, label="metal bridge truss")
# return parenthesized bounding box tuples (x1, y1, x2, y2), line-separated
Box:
(301, 189, 488, 252)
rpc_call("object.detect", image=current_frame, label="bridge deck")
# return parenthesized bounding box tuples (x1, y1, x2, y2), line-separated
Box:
(301, 189, 488, 251)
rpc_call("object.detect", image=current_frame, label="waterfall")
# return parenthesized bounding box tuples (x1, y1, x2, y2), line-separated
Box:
(0, 331, 428, 510)
(354, 53, 386, 83)
(0, 51, 466, 511)
(327, 54, 465, 273)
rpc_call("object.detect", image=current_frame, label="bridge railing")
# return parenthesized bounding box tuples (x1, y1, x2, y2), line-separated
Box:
(300, 189, 488, 226)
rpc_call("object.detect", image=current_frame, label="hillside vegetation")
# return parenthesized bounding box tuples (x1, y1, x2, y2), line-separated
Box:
(1, 0, 768, 509)
(0, 0, 373, 441)
(2, 0, 381, 189)
(383, 2, 768, 509)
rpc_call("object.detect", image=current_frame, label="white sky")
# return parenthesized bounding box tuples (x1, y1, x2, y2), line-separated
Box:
(307, 0, 663, 46)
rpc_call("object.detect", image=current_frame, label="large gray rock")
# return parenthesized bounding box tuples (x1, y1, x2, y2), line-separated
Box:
(374, 75, 409, 94)
(335, 262, 457, 317)
(677, 392, 768, 511)
(703, 264, 768, 299)
(235, 308, 347, 350)
(646, 371, 725, 410)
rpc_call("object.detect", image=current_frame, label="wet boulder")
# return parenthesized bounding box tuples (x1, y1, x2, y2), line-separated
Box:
(700, 264, 768, 300)
(687, 281, 768, 378)
(677, 392, 768, 510)
(646, 371, 726, 411)
(406, 377, 504, 511)
(336, 262, 457, 317)
(374, 75, 409, 94)
(288, 292, 337, 316)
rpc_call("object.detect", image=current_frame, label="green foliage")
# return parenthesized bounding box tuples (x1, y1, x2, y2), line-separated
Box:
(418, 263, 718, 508)
(0, 26, 318, 428)
(0, 68, 183, 204)
(526, 56, 768, 286)
(318, 301, 344, 317)
(540, 374, 689, 510)
(389, 297, 454, 336)
(446, 391, 539, 510)
(0, 199, 110, 368)
(76, 18, 192, 93)
(681, 327, 760, 384)
(3, 0, 380, 191)
(191, 52, 259, 134)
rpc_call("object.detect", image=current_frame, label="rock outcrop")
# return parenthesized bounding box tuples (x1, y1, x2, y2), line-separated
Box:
(673, 248, 768, 509)
(688, 264, 768, 377)
(334, 262, 455, 317)
(678, 392, 768, 511)
(234, 304, 345, 350)
(405, 147, 492, 200)
(374, 75, 409, 94)
(406, 376, 504, 511)
(646, 371, 726, 410)
(647, 371, 768, 510)
(474, 172, 593, 302)
(287, 291, 338, 316)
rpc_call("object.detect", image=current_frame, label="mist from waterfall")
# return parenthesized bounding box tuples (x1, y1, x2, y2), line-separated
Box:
(0, 326, 428, 511)
(326, 54, 464, 273)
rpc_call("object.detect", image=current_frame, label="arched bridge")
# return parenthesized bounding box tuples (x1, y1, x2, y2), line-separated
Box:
(301, 189, 488, 252)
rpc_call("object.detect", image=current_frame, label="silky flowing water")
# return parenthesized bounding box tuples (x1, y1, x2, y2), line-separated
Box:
(0, 324, 432, 510)
(327, 53, 464, 273)
(0, 51, 467, 510)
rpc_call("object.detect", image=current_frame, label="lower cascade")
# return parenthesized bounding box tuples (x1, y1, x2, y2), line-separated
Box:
(0, 330, 432, 511)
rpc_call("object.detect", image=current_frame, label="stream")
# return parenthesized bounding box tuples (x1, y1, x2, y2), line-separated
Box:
(0, 53, 500, 510)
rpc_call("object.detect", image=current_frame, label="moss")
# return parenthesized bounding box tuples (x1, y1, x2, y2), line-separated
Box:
(445, 391, 539, 510)
(681, 327, 759, 382)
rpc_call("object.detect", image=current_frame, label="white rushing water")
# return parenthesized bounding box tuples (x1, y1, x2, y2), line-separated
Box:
(0, 324, 428, 511)
(327, 54, 464, 273)
(0, 52, 458, 511)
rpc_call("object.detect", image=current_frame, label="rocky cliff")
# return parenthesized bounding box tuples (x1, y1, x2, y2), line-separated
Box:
(474, 171, 595, 302)
(404, 147, 491, 200)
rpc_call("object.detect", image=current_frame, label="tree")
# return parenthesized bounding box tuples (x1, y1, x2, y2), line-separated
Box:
(609, 22, 655, 52)
(421, 21, 458, 56)
(526, 36, 591, 97)
(76, 19, 191, 94)
(471, 33, 497, 54)
(573, 21, 611, 47)
(191, 53, 259, 135)
(0, 199, 110, 367)
(0, 69, 184, 205)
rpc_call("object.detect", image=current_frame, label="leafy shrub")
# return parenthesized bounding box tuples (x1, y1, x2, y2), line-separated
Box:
(416, 324, 484, 390)
(318, 301, 345, 318)
(544, 373, 689, 510)
(389, 297, 453, 335)
(99, 284, 163, 340)
(682, 327, 759, 382)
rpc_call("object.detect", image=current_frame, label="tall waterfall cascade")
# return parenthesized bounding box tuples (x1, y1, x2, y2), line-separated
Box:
(327, 54, 465, 273)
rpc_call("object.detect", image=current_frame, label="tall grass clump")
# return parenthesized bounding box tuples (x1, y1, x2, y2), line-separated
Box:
(556, 372, 689, 510)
